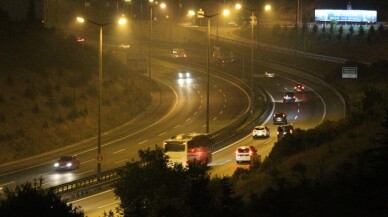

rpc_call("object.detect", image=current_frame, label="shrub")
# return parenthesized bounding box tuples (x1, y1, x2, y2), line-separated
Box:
(60, 95, 73, 108)
(31, 105, 40, 114)
(23, 87, 36, 100)
(0, 113, 5, 123)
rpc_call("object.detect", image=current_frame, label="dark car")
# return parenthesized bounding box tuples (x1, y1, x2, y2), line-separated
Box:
(277, 124, 294, 141)
(283, 92, 296, 103)
(54, 155, 80, 171)
(273, 113, 287, 124)
(294, 83, 305, 92)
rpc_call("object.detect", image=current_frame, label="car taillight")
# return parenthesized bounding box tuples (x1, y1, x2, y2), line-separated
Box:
(249, 151, 253, 155)
(290, 130, 293, 134)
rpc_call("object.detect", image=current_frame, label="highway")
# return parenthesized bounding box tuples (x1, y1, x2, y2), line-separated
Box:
(0, 26, 345, 216)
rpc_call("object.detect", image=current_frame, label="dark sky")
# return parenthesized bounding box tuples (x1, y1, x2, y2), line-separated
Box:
(0, 0, 42, 20)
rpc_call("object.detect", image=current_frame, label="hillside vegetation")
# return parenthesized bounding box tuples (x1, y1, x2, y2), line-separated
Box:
(0, 15, 150, 163)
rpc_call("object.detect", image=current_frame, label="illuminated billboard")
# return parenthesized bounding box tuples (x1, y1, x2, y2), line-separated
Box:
(315, 10, 377, 23)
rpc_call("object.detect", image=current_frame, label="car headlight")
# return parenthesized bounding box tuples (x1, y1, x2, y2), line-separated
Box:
(54, 163, 59, 167)
(66, 163, 72, 167)
(186, 72, 190, 78)
(178, 72, 183, 78)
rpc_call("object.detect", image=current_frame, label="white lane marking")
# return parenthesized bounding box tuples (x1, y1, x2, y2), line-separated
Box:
(98, 201, 119, 209)
(76, 170, 93, 176)
(113, 149, 125, 154)
(139, 140, 148, 145)
(298, 108, 300, 113)
(41, 182, 52, 187)
(69, 189, 113, 203)
(218, 160, 231, 165)
(0, 181, 15, 187)
(199, 106, 202, 110)
(158, 132, 167, 136)
(224, 104, 226, 108)
(264, 139, 273, 145)
(115, 159, 128, 164)
(223, 94, 226, 98)
(224, 99, 227, 103)
(203, 124, 206, 128)
(194, 112, 198, 116)
(213, 117, 217, 120)
(219, 111, 223, 115)
(219, 89, 223, 93)
(186, 118, 191, 122)
(277, 75, 327, 125)
(81, 159, 94, 164)
(294, 116, 298, 120)
(174, 124, 181, 128)
(213, 90, 275, 155)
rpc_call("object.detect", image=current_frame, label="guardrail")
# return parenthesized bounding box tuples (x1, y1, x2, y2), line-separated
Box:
(53, 34, 299, 199)
(212, 35, 348, 64)
(51, 57, 271, 200)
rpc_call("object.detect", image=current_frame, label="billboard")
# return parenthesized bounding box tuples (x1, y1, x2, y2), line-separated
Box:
(315, 10, 377, 23)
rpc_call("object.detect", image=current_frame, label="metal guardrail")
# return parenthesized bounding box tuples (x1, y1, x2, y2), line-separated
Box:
(51, 56, 271, 200)
(212, 35, 349, 64)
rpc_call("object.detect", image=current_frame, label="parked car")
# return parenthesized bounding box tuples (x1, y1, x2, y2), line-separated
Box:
(273, 112, 287, 124)
(277, 124, 294, 141)
(252, 125, 270, 138)
(283, 92, 296, 103)
(294, 83, 305, 92)
(235, 146, 258, 164)
(54, 155, 80, 171)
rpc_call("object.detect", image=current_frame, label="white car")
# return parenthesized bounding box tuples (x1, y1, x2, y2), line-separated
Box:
(264, 71, 275, 78)
(118, 43, 130, 49)
(178, 72, 191, 85)
(252, 125, 270, 138)
(235, 146, 258, 163)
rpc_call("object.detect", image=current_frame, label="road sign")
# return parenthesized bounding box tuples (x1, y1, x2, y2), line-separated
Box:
(96, 154, 104, 162)
(342, 67, 357, 78)
(197, 9, 204, 18)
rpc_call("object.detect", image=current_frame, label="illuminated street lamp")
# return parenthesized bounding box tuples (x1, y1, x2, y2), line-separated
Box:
(204, 10, 229, 134)
(236, 4, 271, 109)
(149, 1, 166, 96)
(76, 15, 127, 179)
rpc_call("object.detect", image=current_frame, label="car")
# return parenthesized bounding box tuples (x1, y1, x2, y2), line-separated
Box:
(273, 112, 287, 124)
(252, 125, 270, 138)
(173, 48, 187, 58)
(76, 36, 85, 43)
(277, 124, 294, 141)
(264, 71, 275, 78)
(118, 43, 130, 49)
(227, 21, 238, 27)
(283, 91, 296, 103)
(178, 71, 191, 85)
(294, 83, 305, 92)
(54, 155, 80, 171)
(235, 146, 258, 164)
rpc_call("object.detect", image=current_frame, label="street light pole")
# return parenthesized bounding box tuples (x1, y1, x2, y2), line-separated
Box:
(206, 16, 211, 134)
(76, 16, 126, 179)
(149, 6, 153, 97)
(97, 25, 102, 176)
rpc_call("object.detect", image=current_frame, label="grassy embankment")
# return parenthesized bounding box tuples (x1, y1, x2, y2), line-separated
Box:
(228, 24, 388, 216)
(0, 23, 150, 164)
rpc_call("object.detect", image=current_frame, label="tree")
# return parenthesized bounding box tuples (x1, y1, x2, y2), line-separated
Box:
(0, 182, 84, 217)
(113, 146, 190, 217)
(312, 24, 318, 35)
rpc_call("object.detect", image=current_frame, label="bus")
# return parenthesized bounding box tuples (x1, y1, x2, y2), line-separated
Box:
(163, 133, 212, 167)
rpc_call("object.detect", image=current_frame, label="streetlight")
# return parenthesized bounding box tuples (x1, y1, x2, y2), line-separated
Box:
(236, 4, 270, 111)
(148, 0, 166, 97)
(76, 15, 127, 179)
(204, 9, 229, 134)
